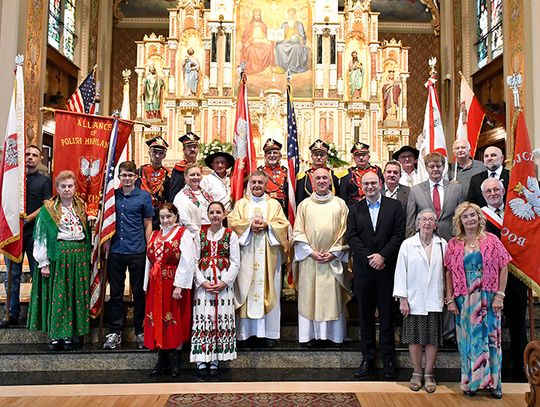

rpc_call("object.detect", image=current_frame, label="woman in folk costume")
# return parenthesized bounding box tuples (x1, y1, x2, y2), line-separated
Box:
(190, 201, 240, 377)
(143, 203, 196, 377)
(173, 164, 213, 238)
(28, 171, 91, 351)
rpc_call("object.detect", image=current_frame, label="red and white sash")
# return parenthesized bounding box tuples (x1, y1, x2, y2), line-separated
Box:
(481, 206, 502, 230)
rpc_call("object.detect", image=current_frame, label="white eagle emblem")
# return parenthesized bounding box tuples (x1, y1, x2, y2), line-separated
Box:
(234, 118, 248, 161)
(80, 157, 101, 180)
(508, 176, 540, 221)
(4, 138, 18, 166)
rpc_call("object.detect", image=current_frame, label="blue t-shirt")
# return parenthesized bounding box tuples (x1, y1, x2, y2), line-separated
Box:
(110, 188, 154, 254)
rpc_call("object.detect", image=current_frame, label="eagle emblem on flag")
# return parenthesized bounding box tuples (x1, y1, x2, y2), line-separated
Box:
(508, 176, 540, 221)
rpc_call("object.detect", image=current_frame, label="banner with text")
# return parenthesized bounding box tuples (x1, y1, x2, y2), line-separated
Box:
(53, 111, 133, 218)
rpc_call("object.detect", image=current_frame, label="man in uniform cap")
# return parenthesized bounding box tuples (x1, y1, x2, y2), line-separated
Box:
(296, 139, 340, 204)
(392, 145, 420, 187)
(169, 132, 200, 200)
(258, 138, 288, 215)
(339, 142, 383, 206)
(136, 135, 171, 230)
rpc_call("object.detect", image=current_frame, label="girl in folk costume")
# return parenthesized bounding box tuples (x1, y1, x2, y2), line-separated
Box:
(173, 164, 213, 238)
(143, 203, 196, 377)
(190, 201, 240, 377)
(28, 171, 91, 351)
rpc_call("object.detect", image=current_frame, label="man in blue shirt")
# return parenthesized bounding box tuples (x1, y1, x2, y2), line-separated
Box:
(103, 161, 154, 350)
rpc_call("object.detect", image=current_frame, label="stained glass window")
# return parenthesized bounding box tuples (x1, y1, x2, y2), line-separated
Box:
(47, 0, 78, 61)
(476, 0, 503, 69)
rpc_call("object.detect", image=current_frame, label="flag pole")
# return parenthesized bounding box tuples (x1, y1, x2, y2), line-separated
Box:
(506, 72, 534, 340)
(39, 106, 152, 128)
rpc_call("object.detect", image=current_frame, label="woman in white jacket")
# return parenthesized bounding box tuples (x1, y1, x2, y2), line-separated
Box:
(393, 209, 447, 393)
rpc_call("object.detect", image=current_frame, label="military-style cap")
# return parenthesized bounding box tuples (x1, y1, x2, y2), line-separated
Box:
(178, 132, 200, 146)
(351, 142, 370, 155)
(309, 139, 329, 153)
(263, 138, 283, 152)
(392, 145, 419, 161)
(145, 135, 169, 150)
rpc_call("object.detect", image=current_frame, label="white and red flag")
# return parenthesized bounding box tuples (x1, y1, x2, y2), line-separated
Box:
(231, 69, 257, 202)
(502, 111, 540, 295)
(0, 55, 26, 261)
(417, 69, 448, 182)
(456, 74, 484, 157)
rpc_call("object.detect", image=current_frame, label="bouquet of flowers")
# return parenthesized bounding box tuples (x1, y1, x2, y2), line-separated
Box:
(198, 140, 233, 166)
(327, 142, 349, 168)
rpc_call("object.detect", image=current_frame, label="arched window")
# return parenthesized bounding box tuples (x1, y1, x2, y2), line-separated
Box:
(48, 0, 77, 61)
(475, 0, 503, 68)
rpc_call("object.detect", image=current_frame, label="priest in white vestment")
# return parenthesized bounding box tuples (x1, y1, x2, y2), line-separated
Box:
(293, 168, 351, 345)
(228, 171, 290, 345)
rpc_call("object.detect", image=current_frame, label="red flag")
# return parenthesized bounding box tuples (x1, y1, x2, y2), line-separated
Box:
(231, 73, 257, 202)
(456, 75, 484, 157)
(0, 56, 25, 261)
(52, 111, 133, 218)
(501, 111, 540, 294)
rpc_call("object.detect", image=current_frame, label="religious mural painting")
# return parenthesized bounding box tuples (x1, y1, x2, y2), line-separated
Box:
(236, 1, 314, 97)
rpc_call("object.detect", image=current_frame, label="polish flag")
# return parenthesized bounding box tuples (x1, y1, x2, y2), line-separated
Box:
(0, 56, 26, 261)
(456, 75, 485, 157)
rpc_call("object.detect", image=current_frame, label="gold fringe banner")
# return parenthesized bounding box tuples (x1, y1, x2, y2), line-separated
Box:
(508, 263, 540, 298)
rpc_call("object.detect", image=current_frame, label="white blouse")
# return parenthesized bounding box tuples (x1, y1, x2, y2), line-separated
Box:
(200, 171, 232, 213)
(193, 226, 240, 289)
(393, 233, 447, 315)
(173, 187, 212, 235)
(33, 206, 85, 268)
(143, 225, 197, 291)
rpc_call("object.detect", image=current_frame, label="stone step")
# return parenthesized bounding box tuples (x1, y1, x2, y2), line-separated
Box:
(0, 341, 462, 372)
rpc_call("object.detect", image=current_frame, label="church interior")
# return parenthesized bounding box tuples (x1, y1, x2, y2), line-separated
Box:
(0, 0, 539, 405)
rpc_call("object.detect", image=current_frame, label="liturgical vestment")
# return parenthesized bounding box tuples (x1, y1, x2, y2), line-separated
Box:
(228, 194, 289, 340)
(293, 193, 350, 343)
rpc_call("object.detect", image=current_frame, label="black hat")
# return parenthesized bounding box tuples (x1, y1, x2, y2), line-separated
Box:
(350, 142, 370, 155)
(178, 132, 200, 146)
(309, 139, 329, 153)
(204, 151, 235, 169)
(145, 135, 169, 150)
(263, 138, 283, 152)
(392, 145, 419, 161)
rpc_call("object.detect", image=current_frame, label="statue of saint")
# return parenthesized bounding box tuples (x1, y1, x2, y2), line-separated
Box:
(382, 70, 401, 121)
(348, 51, 363, 99)
(142, 65, 165, 120)
(183, 48, 200, 96)
(241, 8, 274, 75)
(275, 8, 309, 74)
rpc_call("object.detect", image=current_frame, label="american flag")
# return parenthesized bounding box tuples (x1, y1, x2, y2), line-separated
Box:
(66, 70, 96, 114)
(89, 117, 120, 317)
(286, 85, 299, 225)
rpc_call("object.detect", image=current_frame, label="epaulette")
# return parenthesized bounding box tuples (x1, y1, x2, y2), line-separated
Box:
(297, 171, 306, 180)
(334, 168, 349, 179)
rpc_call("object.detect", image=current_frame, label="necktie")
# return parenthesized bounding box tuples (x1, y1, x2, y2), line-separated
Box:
(490, 172, 497, 178)
(433, 184, 441, 218)
(495, 208, 501, 216)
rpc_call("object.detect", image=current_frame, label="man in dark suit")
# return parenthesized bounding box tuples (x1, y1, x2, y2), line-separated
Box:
(406, 152, 462, 242)
(346, 172, 405, 380)
(382, 160, 409, 212)
(481, 177, 527, 382)
(467, 146, 510, 207)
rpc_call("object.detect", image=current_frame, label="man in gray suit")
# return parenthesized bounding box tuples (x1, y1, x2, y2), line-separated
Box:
(382, 160, 409, 213)
(406, 152, 462, 241)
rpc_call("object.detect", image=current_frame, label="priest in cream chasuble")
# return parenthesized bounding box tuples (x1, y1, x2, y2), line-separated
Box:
(293, 168, 351, 344)
(228, 171, 289, 341)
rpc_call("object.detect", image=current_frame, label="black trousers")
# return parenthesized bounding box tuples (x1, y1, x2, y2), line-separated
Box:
(355, 271, 395, 365)
(107, 252, 146, 335)
(503, 274, 528, 375)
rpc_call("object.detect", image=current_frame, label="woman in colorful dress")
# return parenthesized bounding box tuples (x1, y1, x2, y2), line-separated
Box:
(444, 202, 511, 399)
(28, 170, 90, 351)
(173, 164, 213, 237)
(190, 201, 240, 377)
(143, 203, 196, 377)
(393, 210, 447, 393)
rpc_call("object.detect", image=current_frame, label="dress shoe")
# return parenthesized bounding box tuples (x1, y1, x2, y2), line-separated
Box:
(463, 390, 476, 397)
(264, 338, 277, 348)
(490, 389, 503, 399)
(48, 338, 62, 351)
(149, 350, 169, 377)
(63, 337, 73, 351)
(300, 340, 314, 348)
(382, 362, 395, 380)
(0, 316, 17, 329)
(354, 360, 374, 377)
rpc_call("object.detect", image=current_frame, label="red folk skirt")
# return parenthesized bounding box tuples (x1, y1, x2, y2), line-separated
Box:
(144, 266, 192, 350)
